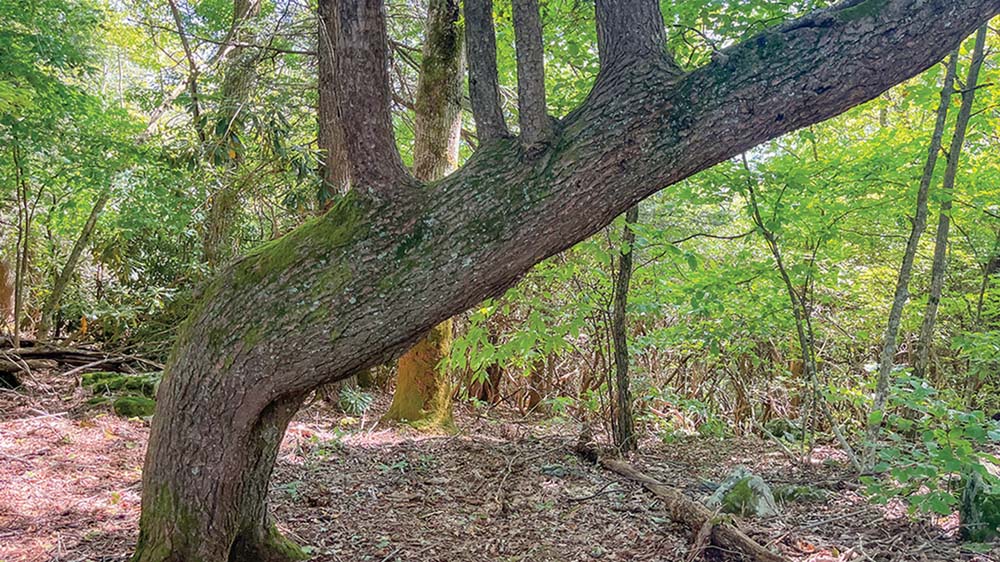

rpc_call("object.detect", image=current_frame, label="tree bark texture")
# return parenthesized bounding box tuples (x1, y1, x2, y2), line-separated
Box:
(329, 0, 410, 192)
(865, 52, 958, 460)
(511, 0, 552, 146)
(133, 2, 1000, 560)
(318, 0, 351, 199)
(464, 0, 509, 141)
(913, 25, 988, 380)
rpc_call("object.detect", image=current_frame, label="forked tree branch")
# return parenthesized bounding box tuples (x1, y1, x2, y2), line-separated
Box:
(330, 0, 412, 193)
(464, 0, 510, 141)
(511, 0, 553, 146)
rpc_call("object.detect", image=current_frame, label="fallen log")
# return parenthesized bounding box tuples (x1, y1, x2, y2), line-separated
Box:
(600, 458, 788, 562)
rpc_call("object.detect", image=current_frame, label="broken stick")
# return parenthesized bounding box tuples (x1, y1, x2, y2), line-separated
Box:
(600, 458, 788, 562)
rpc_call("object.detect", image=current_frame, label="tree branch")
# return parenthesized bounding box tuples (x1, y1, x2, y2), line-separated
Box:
(329, 0, 412, 193)
(594, 0, 680, 73)
(317, 0, 351, 198)
(464, 0, 510, 141)
(511, 0, 553, 146)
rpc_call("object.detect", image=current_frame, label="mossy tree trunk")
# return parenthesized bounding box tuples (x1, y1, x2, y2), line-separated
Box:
(132, 1, 1000, 560)
(384, 0, 464, 428)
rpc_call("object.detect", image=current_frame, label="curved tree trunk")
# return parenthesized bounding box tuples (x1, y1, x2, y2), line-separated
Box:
(132, 2, 1000, 560)
(385, 0, 465, 428)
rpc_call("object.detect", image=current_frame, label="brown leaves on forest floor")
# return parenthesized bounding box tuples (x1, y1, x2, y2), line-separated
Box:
(1, 377, 997, 562)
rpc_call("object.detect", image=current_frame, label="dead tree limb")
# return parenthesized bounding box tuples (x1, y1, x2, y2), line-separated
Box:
(601, 458, 788, 562)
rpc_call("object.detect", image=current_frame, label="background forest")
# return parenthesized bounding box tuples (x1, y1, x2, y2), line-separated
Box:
(1, 0, 999, 559)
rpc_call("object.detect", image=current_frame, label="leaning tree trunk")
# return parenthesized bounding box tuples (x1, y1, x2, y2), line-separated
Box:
(912, 25, 988, 381)
(39, 189, 112, 336)
(384, 0, 465, 428)
(132, 2, 1000, 560)
(864, 51, 959, 461)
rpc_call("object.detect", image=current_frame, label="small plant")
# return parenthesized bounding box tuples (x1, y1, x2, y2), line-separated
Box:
(863, 375, 1000, 525)
(337, 386, 374, 416)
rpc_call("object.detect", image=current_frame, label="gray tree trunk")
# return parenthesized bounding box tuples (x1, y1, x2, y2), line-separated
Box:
(913, 25, 989, 380)
(864, 52, 959, 461)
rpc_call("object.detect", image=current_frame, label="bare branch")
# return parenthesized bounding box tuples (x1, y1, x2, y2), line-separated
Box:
(464, 0, 509, 141)
(511, 0, 553, 146)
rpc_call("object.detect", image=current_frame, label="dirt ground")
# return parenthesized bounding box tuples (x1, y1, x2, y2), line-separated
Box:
(1, 372, 997, 562)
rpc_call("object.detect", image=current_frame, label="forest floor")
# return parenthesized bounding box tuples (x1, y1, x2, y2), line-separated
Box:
(1, 371, 997, 562)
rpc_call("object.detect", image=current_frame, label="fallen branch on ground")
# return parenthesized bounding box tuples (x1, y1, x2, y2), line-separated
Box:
(600, 458, 788, 562)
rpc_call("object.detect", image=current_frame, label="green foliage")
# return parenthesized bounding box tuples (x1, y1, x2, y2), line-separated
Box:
(862, 375, 1000, 518)
(337, 386, 375, 416)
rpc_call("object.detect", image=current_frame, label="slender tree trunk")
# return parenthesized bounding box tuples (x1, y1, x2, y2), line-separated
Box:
(38, 190, 112, 336)
(132, 3, 999, 559)
(511, 0, 552, 146)
(464, 0, 509, 141)
(913, 25, 988, 380)
(12, 141, 30, 348)
(385, 0, 465, 428)
(864, 52, 959, 461)
(611, 205, 638, 453)
(744, 157, 860, 471)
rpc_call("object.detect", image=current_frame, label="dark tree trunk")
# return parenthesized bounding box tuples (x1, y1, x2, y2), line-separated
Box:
(913, 25, 988, 380)
(133, 2, 1000, 560)
(318, 0, 351, 199)
(464, 0, 509, 141)
(611, 205, 638, 453)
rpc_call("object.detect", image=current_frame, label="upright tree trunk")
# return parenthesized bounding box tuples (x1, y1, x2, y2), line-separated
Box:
(610, 205, 638, 453)
(12, 140, 32, 348)
(913, 25, 988, 380)
(131, 3, 999, 560)
(385, 0, 465, 428)
(864, 52, 959, 460)
(38, 190, 112, 336)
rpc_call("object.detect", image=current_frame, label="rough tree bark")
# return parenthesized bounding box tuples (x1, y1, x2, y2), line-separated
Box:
(912, 25, 989, 380)
(464, 0, 509, 141)
(611, 205, 638, 453)
(864, 51, 958, 461)
(511, 0, 553, 146)
(384, 0, 465, 427)
(132, 2, 1000, 560)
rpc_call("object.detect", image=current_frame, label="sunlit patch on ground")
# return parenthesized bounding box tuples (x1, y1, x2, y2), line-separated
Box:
(1, 380, 996, 562)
